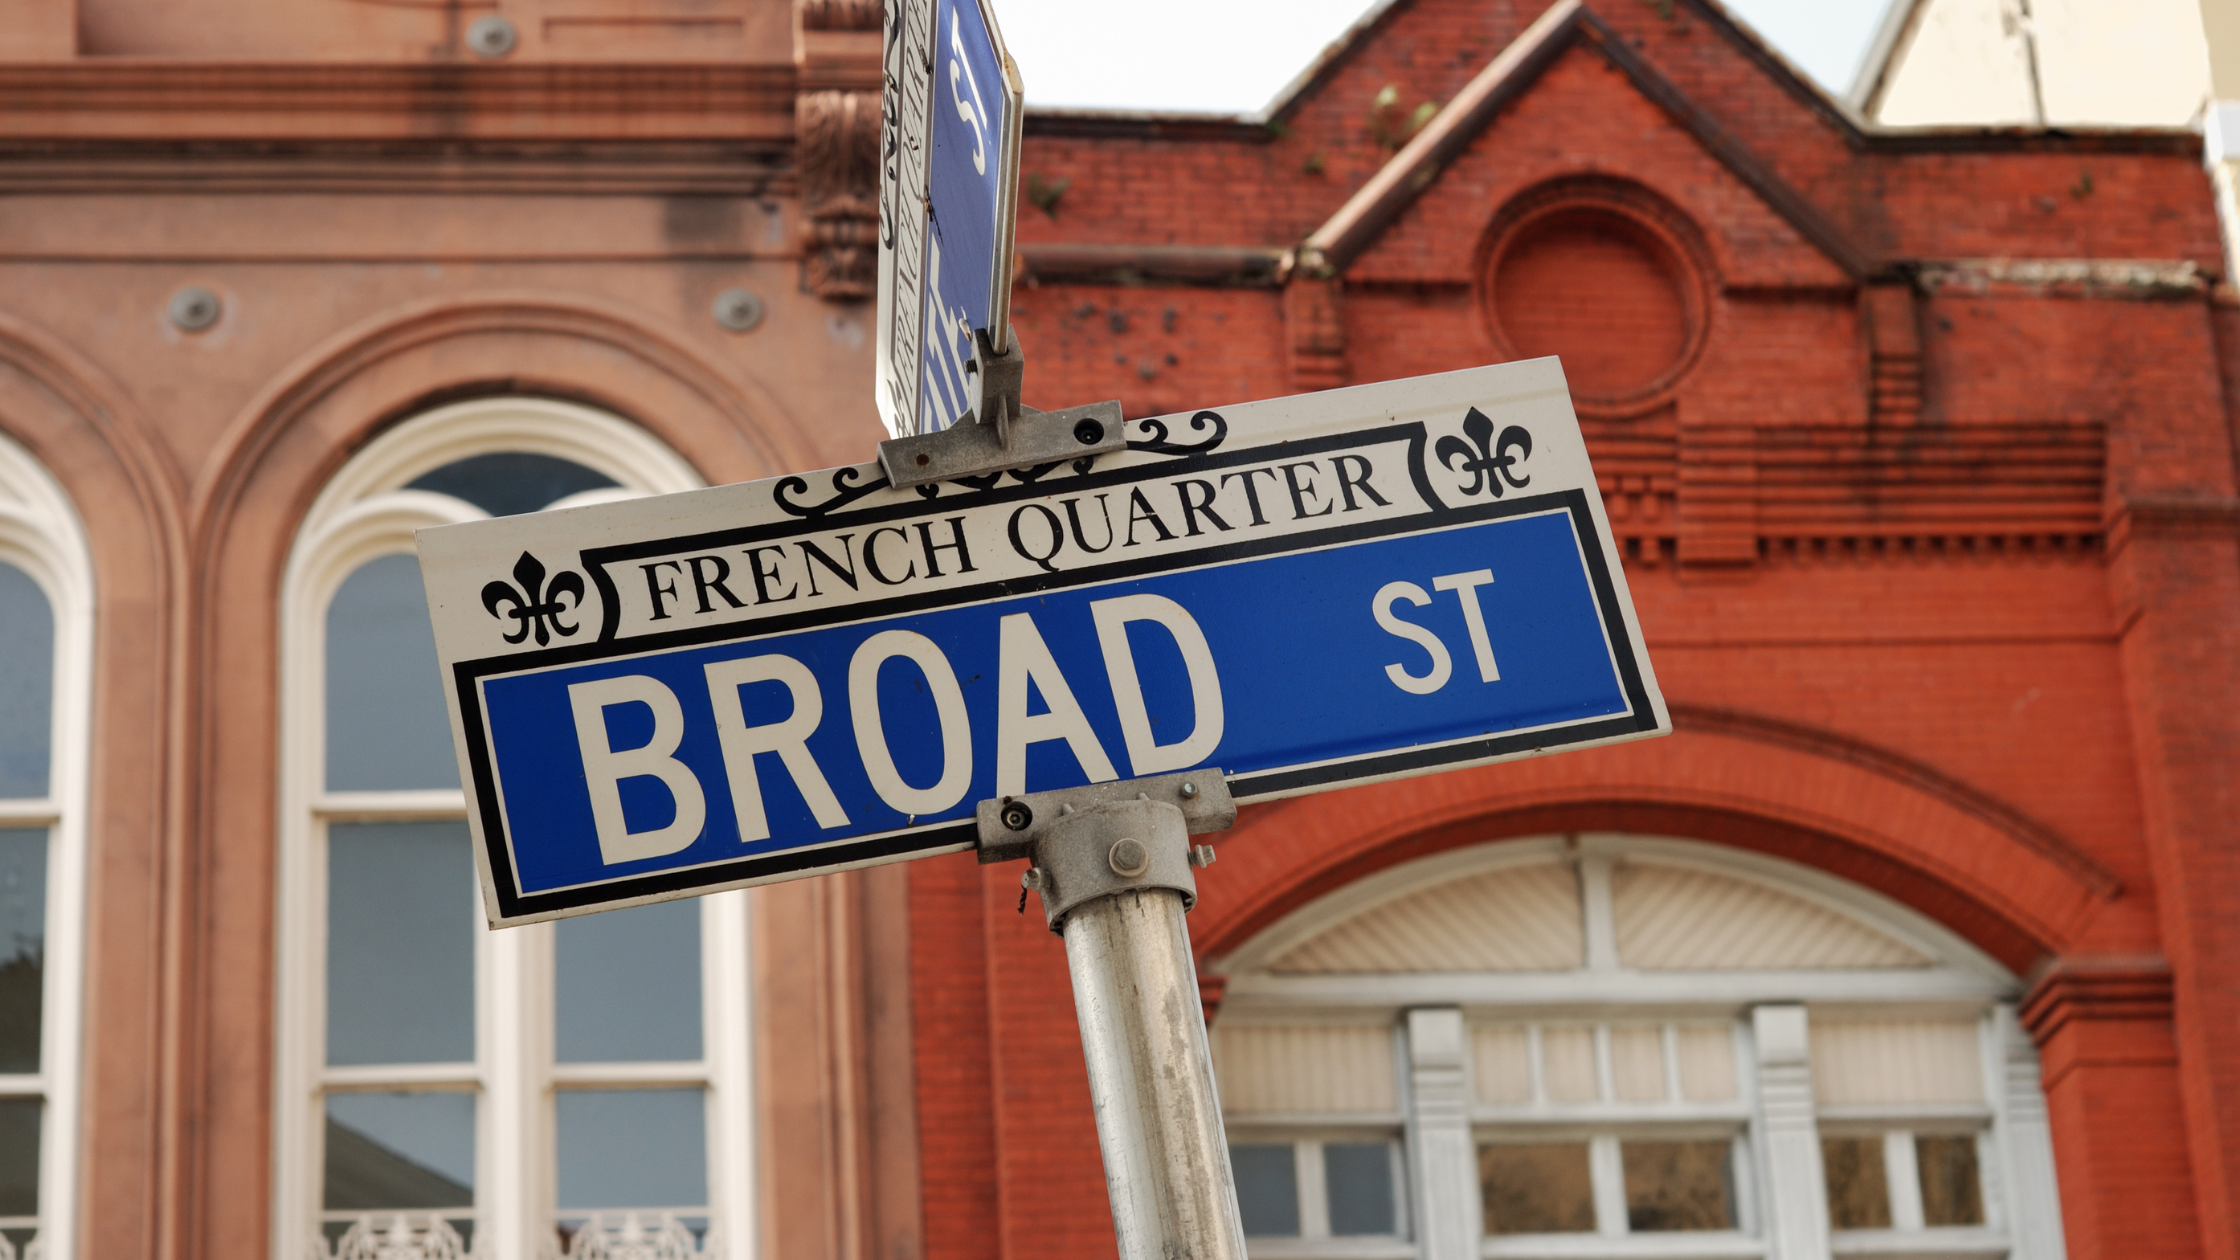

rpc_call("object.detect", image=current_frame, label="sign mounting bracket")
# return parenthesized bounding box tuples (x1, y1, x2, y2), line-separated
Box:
(875, 331, 1127, 488)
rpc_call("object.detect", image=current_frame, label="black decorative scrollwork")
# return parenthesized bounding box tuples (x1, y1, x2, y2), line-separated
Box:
(774, 465, 892, 518)
(482, 551, 586, 647)
(1127, 409, 1228, 456)
(1436, 407, 1533, 498)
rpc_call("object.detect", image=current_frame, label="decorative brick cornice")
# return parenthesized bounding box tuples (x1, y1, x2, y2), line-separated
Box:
(2020, 956, 2175, 1043)
(2103, 492, 2240, 559)
(0, 62, 797, 143)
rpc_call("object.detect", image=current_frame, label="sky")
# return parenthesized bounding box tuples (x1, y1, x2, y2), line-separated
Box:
(997, 0, 1898, 115)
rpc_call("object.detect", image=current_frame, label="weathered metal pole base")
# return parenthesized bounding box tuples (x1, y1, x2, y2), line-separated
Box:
(976, 774, 1246, 1260)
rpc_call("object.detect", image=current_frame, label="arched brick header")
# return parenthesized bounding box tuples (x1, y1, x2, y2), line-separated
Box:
(1191, 705, 2122, 979)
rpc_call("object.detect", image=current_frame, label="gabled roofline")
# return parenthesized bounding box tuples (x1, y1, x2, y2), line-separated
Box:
(1298, 0, 1876, 280)
(1848, 0, 1927, 115)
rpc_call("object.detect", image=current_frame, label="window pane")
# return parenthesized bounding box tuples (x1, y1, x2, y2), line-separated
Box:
(1622, 1140, 1736, 1232)
(1822, 1137, 1891, 1229)
(327, 822, 475, 1065)
(0, 562, 52, 800)
(405, 452, 618, 519)
(1479, 1142, 1594, 1234)
(0, 829, 45, 1074)
(556, 898, 702, 1063)
(556, 1089, 708, 1212)
(1228, 1143, 1299, 1237)
(326, 554, 460, 792)
(0, 1098, 37, 1218)
(1610, 1026, 1665, 1101)
(1325, 1141, 1397, 1236)
(1917, 1135, 1985, 1226)
(324, 1092, 475, 1211)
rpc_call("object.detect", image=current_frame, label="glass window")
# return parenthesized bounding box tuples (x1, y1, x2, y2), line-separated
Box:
(326, 822, 475, 1065)
(0, 830, 46, 1075)
(556, 899, 701, 1064)
(1822, 1136, 1892, 1229)
(405, 453, 618, 519)
(1917, 1135, 1985, 1227)
(1322, 1141, 1397, 1236)
(555, 1090, 708, 1216)
(1229, 1144, 1300, 1237)
(325, 555, 457, 793)
(0, 562, 52, 800)
(1479, 1143, 1595, 1235)
(1621, 1140, 1735, 1232)
(285, 416, 732, 1260)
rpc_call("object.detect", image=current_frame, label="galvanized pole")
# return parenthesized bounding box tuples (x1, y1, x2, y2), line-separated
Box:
(978, 774, 1247, 1260)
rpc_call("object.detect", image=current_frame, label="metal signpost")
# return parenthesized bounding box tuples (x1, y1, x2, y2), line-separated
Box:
(421, 7, 1668, 1258)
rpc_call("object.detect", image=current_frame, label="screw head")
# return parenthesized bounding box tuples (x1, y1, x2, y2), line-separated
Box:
(1108, 837, 1149, 877)
(1179, 781, 1199, 800)
(466, 14, 517, 57)
(1073, 417, 1106, 445)
(1000, 801, 1033, 831)
(167, 286, 220, 332)
(711, 287, 764, 333)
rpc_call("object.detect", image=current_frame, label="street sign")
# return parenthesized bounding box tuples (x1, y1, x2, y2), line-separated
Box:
(417, 358, 1669, 926)
(876, 0, 1025, 441)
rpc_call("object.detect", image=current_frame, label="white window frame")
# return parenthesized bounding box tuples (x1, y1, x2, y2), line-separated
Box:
(1211, 834, 2069, 1260)
(0, 429, 93, 1260)
(272, 397, 756, 1260)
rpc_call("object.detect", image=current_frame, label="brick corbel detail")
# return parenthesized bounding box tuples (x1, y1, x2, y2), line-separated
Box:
(1283, 276, 1348, 392)
(1676, 400, 1757, 572)
(794, 0, 881, 301)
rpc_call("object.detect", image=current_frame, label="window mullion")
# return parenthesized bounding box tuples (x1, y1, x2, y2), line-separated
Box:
(1884, 1130, 1925, 1231)
(1401, 1008, 1479, 1260)
(1587, 1135, 1626, 1238)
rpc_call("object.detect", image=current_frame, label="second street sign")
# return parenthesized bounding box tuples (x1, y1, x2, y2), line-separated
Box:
(418, 359, 1670, 926)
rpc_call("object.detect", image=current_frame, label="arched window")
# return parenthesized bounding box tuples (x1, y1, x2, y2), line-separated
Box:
(1207, 835, 2067, 1260)
(0, 431, 92, 1260)
(276, 398, 754, 1260)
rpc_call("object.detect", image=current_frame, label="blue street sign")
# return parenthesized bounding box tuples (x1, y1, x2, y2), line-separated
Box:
(878, 0, 1024, 440)
(419, 360, 1669, 925)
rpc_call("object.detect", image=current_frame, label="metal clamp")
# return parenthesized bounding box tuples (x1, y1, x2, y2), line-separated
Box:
(977, 771, 1236, 933)
(877, 331, 1126, 490)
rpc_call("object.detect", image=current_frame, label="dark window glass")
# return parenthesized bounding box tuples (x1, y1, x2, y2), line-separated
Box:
(405, 453, 618, 519)
(0, 829, 45, 1074)
(1324, 1141, 1398, 1236)
(1917, 1135, 1985, 1226)
(1822, 1136, 1891, 1229)
(556, 898, 702, 1063)
(0, 1098, 37, 1219)
(324, 1092, 475, 1211)
(1479, 1142, 1595, 1234)
(327, 822, 475, 1065)
(1622, 1140, 1736, 1232)
(555, 1089, 707, 1211)
(0, 562, 52, 800)
(1228, 1143, 1299, 1237)
(325, 555, 459, 792)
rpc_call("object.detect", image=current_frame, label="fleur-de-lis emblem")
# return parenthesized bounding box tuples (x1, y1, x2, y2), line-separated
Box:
(481, 551, 587, 646)
(1436, 408, 1534, 499)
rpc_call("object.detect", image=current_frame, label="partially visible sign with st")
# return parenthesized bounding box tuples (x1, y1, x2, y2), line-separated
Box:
(417, 360, 1670, 926)
(875, 0, 1024, 440)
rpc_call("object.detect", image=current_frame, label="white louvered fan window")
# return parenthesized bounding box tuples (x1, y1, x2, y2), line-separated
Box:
(276, 399, 755, 1260)
(1207, 835, 2066, 1260)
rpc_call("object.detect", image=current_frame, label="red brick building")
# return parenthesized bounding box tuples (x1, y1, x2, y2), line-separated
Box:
(0, 2, 2233, 1260)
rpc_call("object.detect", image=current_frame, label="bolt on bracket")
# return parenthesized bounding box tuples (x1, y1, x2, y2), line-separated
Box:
(977, 771, 1237, 933)
(877, 331, 1127, 490)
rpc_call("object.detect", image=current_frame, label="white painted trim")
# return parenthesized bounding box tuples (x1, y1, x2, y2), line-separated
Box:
(0, 800, 58, 825)
(272, 396, 721, 1260)
(1221, 968, 2010, 1014)
(0, 428, 95, 1260)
